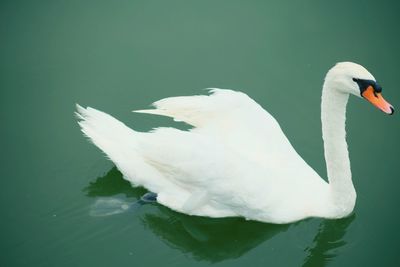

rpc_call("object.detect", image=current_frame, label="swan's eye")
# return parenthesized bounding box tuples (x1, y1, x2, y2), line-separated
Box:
(352, 78, 382, 95)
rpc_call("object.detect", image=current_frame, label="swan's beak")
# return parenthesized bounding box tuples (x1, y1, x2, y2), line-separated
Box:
(362, 86, 394, 115)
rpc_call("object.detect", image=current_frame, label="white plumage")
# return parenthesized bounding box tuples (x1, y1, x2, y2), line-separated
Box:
(77, 62, 392, 223)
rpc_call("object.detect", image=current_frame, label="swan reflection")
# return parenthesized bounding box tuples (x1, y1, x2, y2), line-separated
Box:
(84, 167, 355, 264)
(302, 214, 355, 267)
(142, 206, 287, 262)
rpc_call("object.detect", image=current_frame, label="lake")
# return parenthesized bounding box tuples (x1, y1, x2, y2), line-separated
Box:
(1, 1, 399, 266)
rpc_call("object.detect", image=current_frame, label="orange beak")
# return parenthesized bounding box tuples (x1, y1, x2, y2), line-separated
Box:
(362, 86, 394, 115)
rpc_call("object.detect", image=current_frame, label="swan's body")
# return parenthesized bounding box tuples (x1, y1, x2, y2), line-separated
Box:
(77, 62, 393, 224)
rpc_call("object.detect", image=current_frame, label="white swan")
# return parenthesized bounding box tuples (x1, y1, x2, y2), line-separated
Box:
(76, 62, 394, 224)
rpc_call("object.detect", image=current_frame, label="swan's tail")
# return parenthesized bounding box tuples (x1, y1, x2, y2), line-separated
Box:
(75, 105, 163, 190)
(76, 104, 137, 163)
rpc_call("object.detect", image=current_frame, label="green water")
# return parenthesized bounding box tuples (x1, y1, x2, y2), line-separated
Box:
(1, 1, 399, 266)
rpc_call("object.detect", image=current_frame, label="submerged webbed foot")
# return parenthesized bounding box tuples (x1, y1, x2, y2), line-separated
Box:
(140, 192, 158, 203)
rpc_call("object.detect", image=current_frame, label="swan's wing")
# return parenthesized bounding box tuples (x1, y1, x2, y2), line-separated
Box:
(134, 88, 267, 128)
(136, 127, 264, 217)
(134, 88, 298, 166)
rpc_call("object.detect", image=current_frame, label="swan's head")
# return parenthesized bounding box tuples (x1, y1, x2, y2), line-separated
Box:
(325, 62, 394, 115)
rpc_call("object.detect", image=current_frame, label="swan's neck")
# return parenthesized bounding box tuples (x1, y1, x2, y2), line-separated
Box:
(321, 82, 356, 216)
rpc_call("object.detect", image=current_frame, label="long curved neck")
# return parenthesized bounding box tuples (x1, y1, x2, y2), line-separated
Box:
(321, 81, 356, 215)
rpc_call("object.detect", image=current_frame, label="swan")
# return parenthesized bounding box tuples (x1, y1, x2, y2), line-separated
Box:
(76, 62, 394, 224)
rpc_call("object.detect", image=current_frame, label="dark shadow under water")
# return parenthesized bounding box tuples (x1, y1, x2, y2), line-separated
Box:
(84, 167, 355, 265)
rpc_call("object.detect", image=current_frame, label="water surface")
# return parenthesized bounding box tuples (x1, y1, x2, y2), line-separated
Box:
(1, 1, 399, 266)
